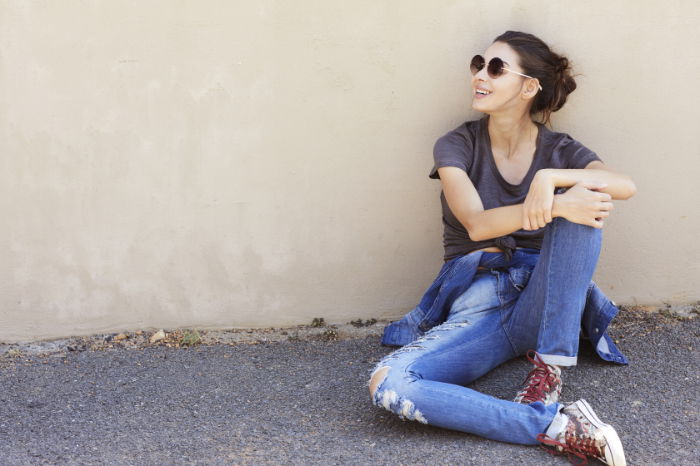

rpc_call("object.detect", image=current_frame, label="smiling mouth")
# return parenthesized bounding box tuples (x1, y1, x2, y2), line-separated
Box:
(475, 89, 492, 96)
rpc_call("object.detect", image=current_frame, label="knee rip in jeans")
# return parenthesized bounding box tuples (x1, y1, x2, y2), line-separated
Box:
(368, 365, 428, 424)
(366, 322, 470, 424)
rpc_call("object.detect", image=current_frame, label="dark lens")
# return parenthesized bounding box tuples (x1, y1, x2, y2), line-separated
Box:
(470, 55, 485, 75)
(487, 57, 504, 78)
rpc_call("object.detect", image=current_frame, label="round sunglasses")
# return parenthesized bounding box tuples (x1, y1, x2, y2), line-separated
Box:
(470, 55, 543, 91)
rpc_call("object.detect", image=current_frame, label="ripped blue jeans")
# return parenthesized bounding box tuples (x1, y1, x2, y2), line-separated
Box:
(369, 218, 602, 444)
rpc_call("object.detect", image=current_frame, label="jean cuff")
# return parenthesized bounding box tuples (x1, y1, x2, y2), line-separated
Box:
(539, 354, 577, 367)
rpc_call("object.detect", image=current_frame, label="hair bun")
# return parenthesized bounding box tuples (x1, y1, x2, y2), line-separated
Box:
(493, 30, 578, 124)
(556, 56, 569, 74)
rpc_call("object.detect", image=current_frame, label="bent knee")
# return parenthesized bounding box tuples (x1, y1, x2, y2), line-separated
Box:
(368, 366, 390, 399)
(368, 366, 428, 424)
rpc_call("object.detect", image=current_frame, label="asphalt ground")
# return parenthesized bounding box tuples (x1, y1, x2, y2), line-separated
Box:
(0, 310, 698, 465)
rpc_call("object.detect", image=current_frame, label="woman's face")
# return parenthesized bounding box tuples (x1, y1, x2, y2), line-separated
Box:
(471, 41, 534, 115)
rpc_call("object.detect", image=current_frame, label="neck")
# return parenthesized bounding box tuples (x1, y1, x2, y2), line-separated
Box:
(486, 113, 538, 159)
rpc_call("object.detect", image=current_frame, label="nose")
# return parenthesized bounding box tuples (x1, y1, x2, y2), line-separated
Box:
(472, 68, 489, 87)
(471, 62, 490, 81)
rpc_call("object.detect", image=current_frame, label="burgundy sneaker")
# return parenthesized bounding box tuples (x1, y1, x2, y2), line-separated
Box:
(537, 399, 626, 466)
(513, 350, 562, 405)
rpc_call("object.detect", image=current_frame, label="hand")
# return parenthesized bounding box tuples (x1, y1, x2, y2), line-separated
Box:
(523, 170, 555, 230)
(553, 181, 614, 228)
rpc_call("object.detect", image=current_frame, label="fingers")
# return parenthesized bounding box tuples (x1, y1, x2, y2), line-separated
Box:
(526, 210, 552, 230)
(523, 198, 554, 230)
(544, 209, 552, 223)
(593, 200, 613, 223)
(599, 201, 614, 211)
(536, 211, 546, 229)
(597, 201, 614, 221)
(523, 202, 538, 231)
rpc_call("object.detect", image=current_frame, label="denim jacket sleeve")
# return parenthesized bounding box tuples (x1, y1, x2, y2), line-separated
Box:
(581, 283, 629, 365)
(380, 252, 483, 347)
(381, 256, 628, 365)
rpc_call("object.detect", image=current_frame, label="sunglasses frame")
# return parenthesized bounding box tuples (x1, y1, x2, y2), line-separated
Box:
(470, 55, 543, 91)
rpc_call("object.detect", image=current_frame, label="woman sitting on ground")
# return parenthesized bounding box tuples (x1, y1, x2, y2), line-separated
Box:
(368, 30, 636, 466)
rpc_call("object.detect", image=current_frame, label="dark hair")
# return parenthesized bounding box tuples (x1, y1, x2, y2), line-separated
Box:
(493, 31, 577, 125)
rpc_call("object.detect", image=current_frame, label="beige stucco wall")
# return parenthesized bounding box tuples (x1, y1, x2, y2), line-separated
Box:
(1, 0, 698, 343)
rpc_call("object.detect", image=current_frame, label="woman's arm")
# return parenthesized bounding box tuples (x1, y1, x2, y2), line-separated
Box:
(542, 161, 637, 200)
(439, 166, 615, 242)
(522, 161, 636, 230)
(438, 166, 527, 241)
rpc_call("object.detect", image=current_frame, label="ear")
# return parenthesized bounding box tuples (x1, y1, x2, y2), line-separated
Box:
(520, 78, 540, 101)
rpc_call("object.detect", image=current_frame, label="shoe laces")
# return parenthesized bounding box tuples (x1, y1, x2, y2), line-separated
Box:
(515, 350, 560, 404)
(537, 428, 605, 466)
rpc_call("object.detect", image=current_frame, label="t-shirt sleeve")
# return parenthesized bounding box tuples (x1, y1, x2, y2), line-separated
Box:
(428, 129, 473, 179)
(556, 134, 602, 169)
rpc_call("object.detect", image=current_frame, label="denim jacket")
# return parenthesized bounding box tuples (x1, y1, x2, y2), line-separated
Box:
(380, 252, 628, 365)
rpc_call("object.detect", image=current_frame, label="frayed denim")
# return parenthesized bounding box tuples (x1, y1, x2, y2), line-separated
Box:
(370, 218, 621, 443)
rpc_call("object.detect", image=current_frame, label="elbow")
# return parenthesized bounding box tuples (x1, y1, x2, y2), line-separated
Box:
(459, 212, 488, 241)
(620, 177, 637, 200)
(464, 222, 486, 242)
(459, 218, 479, 241)
(468, 230, 486, 242)
(462, 215, 496, 242)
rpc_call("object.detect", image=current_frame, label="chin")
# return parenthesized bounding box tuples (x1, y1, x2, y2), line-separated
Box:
(471, 101, 489, 113)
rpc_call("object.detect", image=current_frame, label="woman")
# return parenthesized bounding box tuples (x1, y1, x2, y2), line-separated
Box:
(368, 31, 636, 465)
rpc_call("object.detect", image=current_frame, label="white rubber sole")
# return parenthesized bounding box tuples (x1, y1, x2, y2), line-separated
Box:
(575, 399, 626, 466)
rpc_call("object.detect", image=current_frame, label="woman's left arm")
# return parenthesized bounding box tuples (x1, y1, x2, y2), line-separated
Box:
(522, 161, 637, 230)
(542, 161, 637, 200)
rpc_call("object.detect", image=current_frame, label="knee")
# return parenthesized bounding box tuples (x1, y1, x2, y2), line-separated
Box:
(368, 366, 390, 399)
(367, 365, 428, 424)
(548, 217, 602, 250)
(552, 216, 601, 236)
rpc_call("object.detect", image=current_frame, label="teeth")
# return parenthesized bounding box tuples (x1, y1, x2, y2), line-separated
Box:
(476, 89, 490, 95)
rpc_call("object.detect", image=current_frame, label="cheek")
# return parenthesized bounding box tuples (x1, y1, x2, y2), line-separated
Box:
(471, 90, 509, 109)
(477, 85, 522, 108)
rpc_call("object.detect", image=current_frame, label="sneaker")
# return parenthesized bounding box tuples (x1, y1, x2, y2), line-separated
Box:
(513, 350, 562, 405)
(537, 399, 626, 466)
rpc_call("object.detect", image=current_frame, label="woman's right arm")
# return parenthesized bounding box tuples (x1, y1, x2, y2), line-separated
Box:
(438, 166, 614, 242)
(438, 166, 526, 241)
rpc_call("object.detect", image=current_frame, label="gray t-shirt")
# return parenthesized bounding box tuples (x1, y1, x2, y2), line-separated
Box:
(430, 116, 601, 262)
